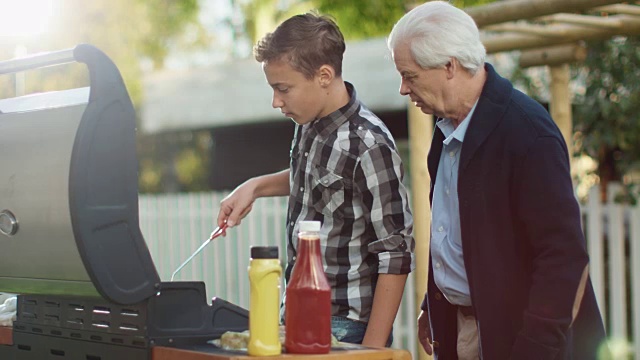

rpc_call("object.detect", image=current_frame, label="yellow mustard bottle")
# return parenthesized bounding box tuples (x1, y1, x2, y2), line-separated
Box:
(248, 246, 282, 356)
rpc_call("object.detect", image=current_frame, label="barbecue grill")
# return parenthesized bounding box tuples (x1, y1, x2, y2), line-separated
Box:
(0, 44, 248, 360)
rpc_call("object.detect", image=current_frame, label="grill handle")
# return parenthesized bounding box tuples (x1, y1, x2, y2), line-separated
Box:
(0, 44, 130, 108)
(0, 48, 75, 75)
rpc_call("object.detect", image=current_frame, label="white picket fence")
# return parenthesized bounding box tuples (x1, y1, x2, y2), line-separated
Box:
(139, 184, 640, 359)
(584, 184, 640, 359)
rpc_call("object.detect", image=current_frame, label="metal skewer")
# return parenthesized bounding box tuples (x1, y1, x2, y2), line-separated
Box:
(171, 224, 228, 281)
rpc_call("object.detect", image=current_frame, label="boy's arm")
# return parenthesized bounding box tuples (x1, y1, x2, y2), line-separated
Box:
(354, 143, 415, 346)
(362, 273, 408, 347)
(217, 169, 290, 228)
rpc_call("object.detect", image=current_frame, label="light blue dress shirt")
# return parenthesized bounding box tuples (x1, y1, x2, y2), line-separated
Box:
(431, 101, 478, 306)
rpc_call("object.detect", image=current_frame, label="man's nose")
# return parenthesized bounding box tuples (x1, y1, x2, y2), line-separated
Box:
(399, 80, 411, 96)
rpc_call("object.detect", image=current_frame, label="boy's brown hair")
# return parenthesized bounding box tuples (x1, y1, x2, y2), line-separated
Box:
(254, 12, 345, 79)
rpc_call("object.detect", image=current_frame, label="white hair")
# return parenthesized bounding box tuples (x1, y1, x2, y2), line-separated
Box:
(387, 1, 486, 75)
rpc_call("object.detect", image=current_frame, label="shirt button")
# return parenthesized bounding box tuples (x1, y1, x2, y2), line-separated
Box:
(358, 126, 363, 130)
(449, 151, 455, 157)
(445, 189, 450, 195)
(438, 226, 444, 232)
(290, 221, 294, 226)
(304, 152, 308, 157)
(292, 256, 297, 261)
(299, 186, 304, 191)
(435, 262, 441, 269)
(435, 292, 442, 300)
(323, 179, 329, 184)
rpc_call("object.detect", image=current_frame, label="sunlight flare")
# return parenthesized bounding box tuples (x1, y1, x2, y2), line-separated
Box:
(0, 0, 56, 38)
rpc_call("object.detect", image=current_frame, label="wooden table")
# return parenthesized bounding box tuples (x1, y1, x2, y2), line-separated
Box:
(0, 326, 11, 346)
(153, 346, 411, 360)
(151, 346, 411, 360)
(1, 327, 411, 360)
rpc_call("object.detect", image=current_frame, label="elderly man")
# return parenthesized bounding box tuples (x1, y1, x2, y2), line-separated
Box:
(387, 1, 607, 359)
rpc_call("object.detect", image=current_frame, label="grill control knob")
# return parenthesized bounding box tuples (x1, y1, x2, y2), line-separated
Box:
(0, 210, 18, 236)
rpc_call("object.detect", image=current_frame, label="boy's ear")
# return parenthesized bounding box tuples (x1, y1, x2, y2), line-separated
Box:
(317, 65, 335, 87)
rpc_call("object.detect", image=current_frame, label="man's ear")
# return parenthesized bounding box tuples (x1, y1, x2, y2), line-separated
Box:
(445, 58, 457, 80)
(317, 65, 335, 87)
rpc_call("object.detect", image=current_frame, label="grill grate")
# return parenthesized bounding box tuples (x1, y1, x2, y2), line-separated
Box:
(7, 282, 249, 359)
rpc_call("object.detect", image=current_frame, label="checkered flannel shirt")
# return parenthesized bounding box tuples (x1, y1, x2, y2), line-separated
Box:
(284, 82, 415, 323)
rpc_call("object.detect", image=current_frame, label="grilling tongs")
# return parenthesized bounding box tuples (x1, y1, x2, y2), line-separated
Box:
(170, 223, 228, 281)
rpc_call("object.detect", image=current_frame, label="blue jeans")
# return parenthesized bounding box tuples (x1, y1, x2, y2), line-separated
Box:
(331, 316, 393, 347)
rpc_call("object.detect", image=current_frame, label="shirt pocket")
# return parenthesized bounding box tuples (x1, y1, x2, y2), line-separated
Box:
(311, 166, 346, 217)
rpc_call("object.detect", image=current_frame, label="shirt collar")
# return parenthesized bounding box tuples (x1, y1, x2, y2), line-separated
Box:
(437, 99, 479, 146)
(311, 81, 359, 138)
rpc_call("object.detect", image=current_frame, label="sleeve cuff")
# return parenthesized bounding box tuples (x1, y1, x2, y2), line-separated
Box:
(377, 252, 415, 274)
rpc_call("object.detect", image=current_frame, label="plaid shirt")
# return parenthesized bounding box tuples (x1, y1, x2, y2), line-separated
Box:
(284, 82, 415, 323)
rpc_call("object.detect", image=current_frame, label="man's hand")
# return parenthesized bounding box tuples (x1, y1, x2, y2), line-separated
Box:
(417, 309, 433, 355)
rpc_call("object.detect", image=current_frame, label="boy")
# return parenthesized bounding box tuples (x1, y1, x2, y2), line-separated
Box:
(217, 13, 414, 347)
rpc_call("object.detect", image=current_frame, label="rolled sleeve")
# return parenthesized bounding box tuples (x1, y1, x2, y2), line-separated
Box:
(355, 144, 415, 275)
(374, 236, 416, 274)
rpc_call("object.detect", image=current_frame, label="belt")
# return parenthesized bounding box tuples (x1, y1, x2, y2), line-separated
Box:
(435, 291, 475, 317)
(458, 305, 475, 317)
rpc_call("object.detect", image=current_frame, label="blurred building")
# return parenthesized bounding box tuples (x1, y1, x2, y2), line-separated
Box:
(141, 38, 410, 190)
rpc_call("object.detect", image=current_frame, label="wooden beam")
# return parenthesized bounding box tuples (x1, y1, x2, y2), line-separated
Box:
(484, 22, 569, 38)
(549, 64, 573, 161)
(519, 43, 587, 68)
(482, 15, 640, 53)
(593, 4, 640, 16)
(407, 103, 433, 360)
(537, 13, 623, 29)
(465, 0, 624, 27)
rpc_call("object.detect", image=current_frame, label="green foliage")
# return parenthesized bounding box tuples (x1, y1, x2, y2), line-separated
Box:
(241, 0, 275, 46)
(315, 0, 495, 40)
(0, 0, 204, 106)
(240, 0, 497, 42)
(138, 0, 209, 70)
(573, 36, 640, 188)
(240, 0, 316, 44)
(450, 0, 496, 8)
(138, 130, 213, 193)
(314, 0, 414, 40)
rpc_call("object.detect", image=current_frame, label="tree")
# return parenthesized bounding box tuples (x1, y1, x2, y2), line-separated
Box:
(572, 36, 640, 202)
(0, 0, 205, 106)
(314, 0, 415, 40)
(239, 0, 314, 44)
(315, 0, 495, 40)
(239, 0, 496, 43)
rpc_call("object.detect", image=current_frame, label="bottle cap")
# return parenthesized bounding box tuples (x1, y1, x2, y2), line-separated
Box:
(251, 246, 279, 259)
(298, 220, 321, 232)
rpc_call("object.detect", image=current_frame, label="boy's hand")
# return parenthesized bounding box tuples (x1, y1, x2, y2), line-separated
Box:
(217, 180, 257, 231)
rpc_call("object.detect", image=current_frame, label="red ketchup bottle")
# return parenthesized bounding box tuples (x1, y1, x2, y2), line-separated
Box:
(284, 220, 331, 354)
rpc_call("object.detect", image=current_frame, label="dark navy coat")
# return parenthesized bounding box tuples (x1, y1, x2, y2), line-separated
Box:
(423, 63, 607, 359)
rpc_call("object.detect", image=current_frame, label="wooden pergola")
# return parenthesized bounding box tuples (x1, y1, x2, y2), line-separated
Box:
(409, 1, 640, 359)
